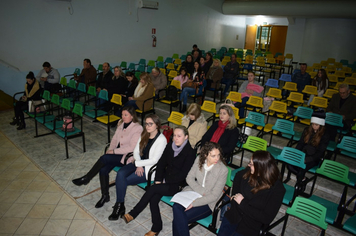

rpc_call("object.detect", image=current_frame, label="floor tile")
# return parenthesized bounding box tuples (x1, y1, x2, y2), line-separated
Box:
(15, 191, 42, 204)
(66, 219, 96, 236)
(37, 192, 63, 205)
(15, 218, 48, 234)
(0, 217, 24, 234)
(27, 204, 56, 219)
(3, 203, 34, 218)
(41, 219, 71, 236)
(50, 204, 78, 220)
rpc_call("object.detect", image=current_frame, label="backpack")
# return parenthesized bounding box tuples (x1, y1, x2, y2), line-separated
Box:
(165, 85, 178, 101)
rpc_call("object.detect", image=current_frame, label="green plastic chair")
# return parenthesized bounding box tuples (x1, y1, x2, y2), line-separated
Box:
(84, 86, 96, 112)
(281, 197, 327, 236)
(238, 136, 267, 167)
(267, 119, 295, 158)
(44, 95, 64, 131)
(120, 61, 127, 69)
(84, 90, 108, 119)
(156, 56, 164, 62)
(309, 160, 350, 225)
(128, 63, 136, 71)
(325, 112, 343, 153)
(172, 53, 179, 59)
(243, 111, 266, 137)
(138, 58, 146, 66)
(343, 214, 356, 235)
(147, 60, 155, 67)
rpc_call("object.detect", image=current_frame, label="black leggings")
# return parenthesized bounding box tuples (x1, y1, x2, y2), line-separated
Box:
(14, 100, 28, 123)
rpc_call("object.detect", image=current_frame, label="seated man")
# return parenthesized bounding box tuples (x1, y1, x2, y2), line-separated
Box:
(191, 44, 202, 58)
(74, 58, 97, 87)
(326, 83, 356, 137)
(150, 67, 167, 98)
(292, 63, 311, 93)
(221, 53, 240, 96)
(36, 62, 60, 93)
(96, 62, 113, 93)
(192, 50, 200, 63)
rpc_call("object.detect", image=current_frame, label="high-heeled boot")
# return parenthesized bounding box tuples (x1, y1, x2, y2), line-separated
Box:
(17, 121, 26, 130)
(108, 202, 125, 220)
(95, 174, 110, 208)
(10, 117, 19, 126)
(72, 159, 104, 186)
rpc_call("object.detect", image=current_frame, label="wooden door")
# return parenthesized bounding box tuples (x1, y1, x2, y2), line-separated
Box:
(245, 25, 257, 53)
(269, 26, 288, 56)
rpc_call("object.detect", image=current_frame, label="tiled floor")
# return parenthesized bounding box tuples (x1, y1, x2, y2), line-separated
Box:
(0, 96, 355, 236)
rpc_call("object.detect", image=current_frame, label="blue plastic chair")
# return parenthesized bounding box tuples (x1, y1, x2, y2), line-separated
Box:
(265, 78, 279, 88)
(279, 74, 292, 82)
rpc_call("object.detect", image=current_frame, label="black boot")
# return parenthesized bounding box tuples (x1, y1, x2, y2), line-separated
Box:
(10, 117, 19, 126)
(17, 122, 26, 130)
(108, 202, 125, 220)
(72, 159, 105, 186)
(180, 105, 187, 113)
(95, 174, 110, 208)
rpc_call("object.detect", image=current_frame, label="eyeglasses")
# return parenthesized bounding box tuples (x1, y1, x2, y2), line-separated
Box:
(145, 122, 154, 127)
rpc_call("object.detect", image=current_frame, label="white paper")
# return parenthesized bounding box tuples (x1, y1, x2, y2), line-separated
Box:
(170, 191, 202, 208)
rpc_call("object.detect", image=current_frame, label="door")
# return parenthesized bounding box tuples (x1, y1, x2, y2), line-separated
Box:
(245, 25, 257, 53)
(269, 26, 288, 56)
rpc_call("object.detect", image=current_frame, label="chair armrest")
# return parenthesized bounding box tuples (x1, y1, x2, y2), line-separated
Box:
(146, 163, 158, 189)
(123, 152, 133, 165)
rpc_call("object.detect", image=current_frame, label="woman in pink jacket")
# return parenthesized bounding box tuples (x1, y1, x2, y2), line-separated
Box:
(72, 106, 143, 208)
(173, 67, 189, 89)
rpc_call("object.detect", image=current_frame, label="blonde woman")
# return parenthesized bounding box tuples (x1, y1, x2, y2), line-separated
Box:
(206, 59, 223, 90)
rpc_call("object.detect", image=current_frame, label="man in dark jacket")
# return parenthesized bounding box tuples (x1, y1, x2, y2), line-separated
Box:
(222, 54, 240, 96)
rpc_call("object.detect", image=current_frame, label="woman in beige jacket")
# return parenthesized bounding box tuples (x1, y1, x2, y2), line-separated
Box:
(181, 103, 207, 148)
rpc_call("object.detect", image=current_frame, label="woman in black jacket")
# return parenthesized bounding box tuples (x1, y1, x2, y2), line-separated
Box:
(121, 71, 139, 104)
(218, 151, 285, 236)
(123, 126, 196, 236)
(201, 105, 239, 162)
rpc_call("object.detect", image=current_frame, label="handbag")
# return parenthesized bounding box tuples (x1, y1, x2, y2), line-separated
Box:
(220, 99, 234, 108)
(61, 116, 75, 132)
(161, 125, 173, 143)
(182, 80, 197, 89)
(28, 99, 46, 113)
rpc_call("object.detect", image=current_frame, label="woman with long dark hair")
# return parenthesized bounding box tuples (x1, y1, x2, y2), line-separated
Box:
(10, 71, 42, 130)
(173, 67, 189, 89)
(182, 54, 194, 75)
(172, 142, 228, 236)
(312, 69, 329, 97)
(122, 71, 139, 104)
(218, 151, 285, 236)
(72, 106, 143, 208)
(107, 114, 167, 221)
(122, 126, 196, 236)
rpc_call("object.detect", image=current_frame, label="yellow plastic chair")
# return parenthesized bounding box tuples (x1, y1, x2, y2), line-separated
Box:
(168, 70, 178, 81)
(264, 100, 288, 132)
(223, 56, 231, 61)
(96, 94, 122, 143)
(302, 85, 318, 95)
(266, 88, 282, 99)
(231, 106, 240, 120)
(344, 77, 356, 85)
(201, 101, 217, 124)
(136, 91, 156, 126)
(327, 58, 336, 64)
(323, 89, 338, 99)
(166, 111, 184, 126)
(312, 63, 321, 70)
(166, 63, 175, 71)
(159, 68, 166, 75)
(282, 82, 298, 92)
(342, 67, 352, 73)
(310, 96, 328, 109)
(174, 59, 182, 65)
(245, 55, 253, 61)
(335, 71, 345, 79)
(309, 71, 317, 78)
(221, 60, 229, 66)
(266, 54, 273, 59)
(352, 73, 356, 78)
(326, 65, 336, 73)
(333, 82, 343, 90)
(320, 61, 328, 68)
(334, 62, 343, 70)
(246, 96, 264, 112)
(226, 91, 242, 103)
(287, 92, 304, 108)
(306, 67, 313, 73)
(158, 80, 181, 113)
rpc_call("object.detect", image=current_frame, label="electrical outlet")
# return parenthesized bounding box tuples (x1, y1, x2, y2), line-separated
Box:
(236, 35, 239, 40)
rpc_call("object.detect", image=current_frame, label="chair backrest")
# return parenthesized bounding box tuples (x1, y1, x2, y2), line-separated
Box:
(137, 65, 145, 72)
(61, 98, 71, 111)
(327, 58, 335, 64)
(316, 160, 350, 185)
(310, 96, 328, 108)
(279, 74, 292, 82)
(139, 59, 146, 65)
(87, 86, 96, 96)
(98, 89, 109, 101)
(156, 56, 164, 62)
(180, 55, 186, 61)
(159, 68, 166, 75)
(283, 82, 298, 91)
(226, 167, 233, 187)
(120, 61, 127, 68)
(231, 106, 239, 120)
(68, 80, 76, 89)
(344, 77, 356, 85)
(245, 111, 265, 127)
(265, 79, 279, 88)
(272, 119, 295, 135)
(135, 72, 142, 78)
(77, 83, 86, 93)
(157, 61, 165, 68)
(74, 68, 81, 75)
(276, 147, 306, 169)
(174, 59, 182, 65)
(293, 106, 313, 119)
(72, 103, 83, 117)
(242, 136, 268, 152)
(168, 70, 178, 78)
(336, 136, 356, 154)
(165, 57, 173, 63)
(51, 94, 60, 105)
(166, 63, 175, 70)
(147, 60, 155, 67)
(266, 88, 282, 99)
(128, 63, 136, 71)
(167, 111, 184, 126)
(335, 71, 345, 77)
(147, 66, 154, 73)
(287, 197, 328, 230)
(110, 94, 122, 106)
(60, 77, 67, 86)
(246, 96, 264, 108)
(323, 89, 338, 98)
(172, 53, 179, 59)
(226, 91, 242, 103)
(201, 101, 217, 114)
(42, 90, 51, 101)
(97, 64, 103, 71)
(302, 85, 318, 95)
(287, 92, 304, 103)
(325, 112, 343, 127)
(170, 80, 181, 90)
(269, 101, 288, 114)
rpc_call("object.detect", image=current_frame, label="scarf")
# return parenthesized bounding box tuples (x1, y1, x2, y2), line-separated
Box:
(25, 80, 40, 99)
(134, 82, 146, 98)
(172, 139, 188, 157)
(208, 66, 218, 80)
(210, 120, 229, 143)
(202, 161, 214, 187)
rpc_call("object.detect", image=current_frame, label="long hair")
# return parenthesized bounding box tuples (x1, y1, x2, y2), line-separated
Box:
(140, 72, 152, 86)
(118, 106, 139, 126)
(125, 71, 139, 89)
(186, 103, 202, 119)
(313, 69, 328, 91)
(193, 61, 203, 75)
(139, 114, 161, 156)
(113, 66, 125, 77)
(179, 67, 189, 80)
(198, 142, 226, 170)
(243, 151, 280, 194)
(219, 105, 237, 129)
(304, 124, 326, 147)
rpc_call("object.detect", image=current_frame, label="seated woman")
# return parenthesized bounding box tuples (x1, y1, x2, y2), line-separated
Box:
(205, 59, 223, 90)
(288, 114, 329, 184)
(123, 126, 196, 236)
(107, 66, 127, 101)
(121, 71, 139, 104)
(308, 69, 329, 105)
(218, 151, 285, 236)
(150, 67, 167, 98)
(182, 54, 194, 75)
(10, 71, 42, 130)
(181, 103, 207, 148)
(172, 142, 228, 236)
(124, 72, 155, 111)
(72, 106, 143, 208)
(234, 71, 263, 118)
(201, 105, 239, 162)
(173, 67, 189, 89)
(180, 61, 205, 113)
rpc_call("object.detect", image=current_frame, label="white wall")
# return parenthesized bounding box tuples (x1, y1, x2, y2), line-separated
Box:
(0, 0, 246, 95)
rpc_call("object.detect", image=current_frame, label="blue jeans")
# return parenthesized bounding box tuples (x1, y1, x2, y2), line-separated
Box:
(180, 87, 196, 105)
(172, 203, 212, 236)
(221, 77, 236, 96)
(217, 216, 243, 236)
(115, 163, 146, 202)
(98, 154, 124, 176)
(234, 97, 249, 118)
